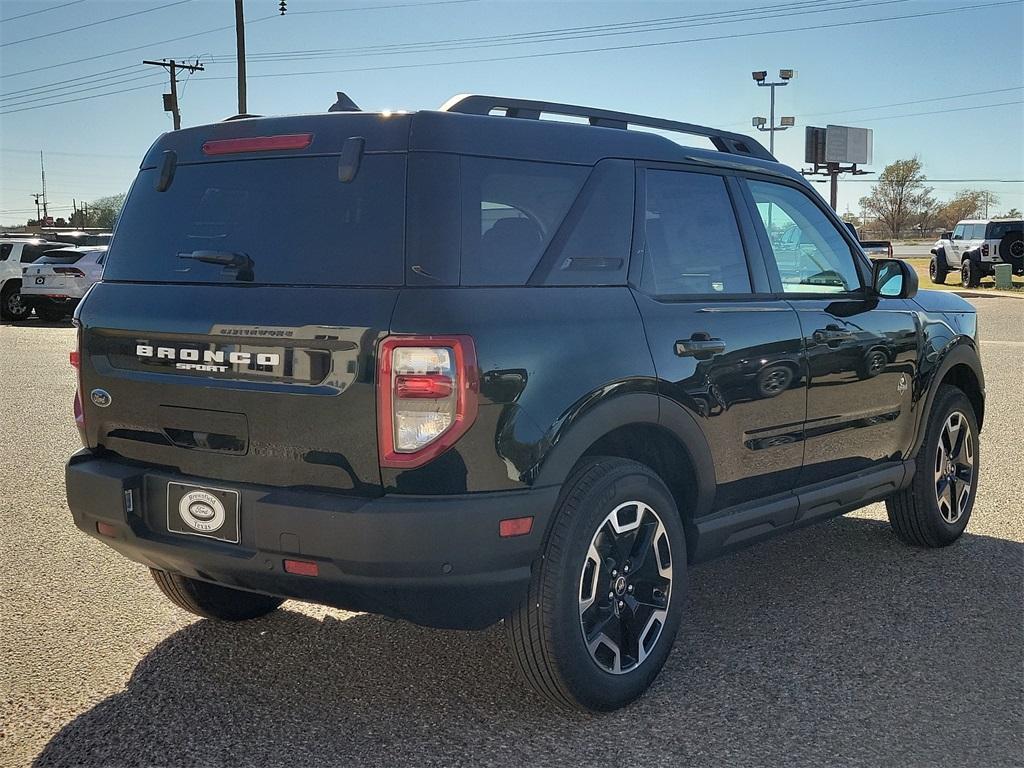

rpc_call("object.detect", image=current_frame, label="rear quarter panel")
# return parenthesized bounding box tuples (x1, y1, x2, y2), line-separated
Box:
(386, 287, 656, 494)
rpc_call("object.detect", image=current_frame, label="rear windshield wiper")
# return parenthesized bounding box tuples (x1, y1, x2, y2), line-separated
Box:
(177, 250, 255, 281)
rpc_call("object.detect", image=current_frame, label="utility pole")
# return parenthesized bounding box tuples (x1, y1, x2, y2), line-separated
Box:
(750, 69, 796, 156)
(32, 193, 42, 222)
(39, 151, 48, 220)
(235, 0, 247, 115)
(142, 58, 204, 130)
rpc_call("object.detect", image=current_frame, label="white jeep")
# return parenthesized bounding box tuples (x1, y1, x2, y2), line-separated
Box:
(930, 219, 1024, 288)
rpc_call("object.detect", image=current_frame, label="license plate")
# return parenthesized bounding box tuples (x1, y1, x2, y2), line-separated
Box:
(166, 482, 240, 543)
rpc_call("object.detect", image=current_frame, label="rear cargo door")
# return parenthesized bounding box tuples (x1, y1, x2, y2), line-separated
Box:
(79, 139, 407, 494)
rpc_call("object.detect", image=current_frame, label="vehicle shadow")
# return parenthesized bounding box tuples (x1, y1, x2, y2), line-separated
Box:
(32, 516, 1023, 768)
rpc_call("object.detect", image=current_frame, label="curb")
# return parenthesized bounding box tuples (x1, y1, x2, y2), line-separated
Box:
(954, 290, 1024, 300)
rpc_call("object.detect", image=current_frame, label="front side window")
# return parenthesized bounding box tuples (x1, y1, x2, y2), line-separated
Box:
(640, 170, 750, 296)
(747, 179, 861, 294)
(952, 224, 965, 240)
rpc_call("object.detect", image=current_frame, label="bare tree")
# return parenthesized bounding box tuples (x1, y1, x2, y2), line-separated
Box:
(858, 157, 934, 239)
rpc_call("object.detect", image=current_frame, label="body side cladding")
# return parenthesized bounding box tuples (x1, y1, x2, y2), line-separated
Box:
(911, 338, 985, 457)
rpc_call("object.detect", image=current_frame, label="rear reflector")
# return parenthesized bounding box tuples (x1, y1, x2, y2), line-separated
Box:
(69, 351, 80, 368)
(96, 521, 118, 538)
(202, 133, 313, 155)
(499, 516, 534, 538)
(283, 559, 319, 577)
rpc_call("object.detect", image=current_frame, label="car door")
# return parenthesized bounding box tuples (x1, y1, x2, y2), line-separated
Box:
(631, 165, 807, 511)
(950, 223, 966, 263)
(741, 176, 920, 484)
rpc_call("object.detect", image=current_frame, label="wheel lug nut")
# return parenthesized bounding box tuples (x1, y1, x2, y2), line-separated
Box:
(627, 584, 633, 593)
(623, 565, 629, 573)
(617, 600, 624, 609)
(608, 591, 614, 599)
(611, 569, 618, 577)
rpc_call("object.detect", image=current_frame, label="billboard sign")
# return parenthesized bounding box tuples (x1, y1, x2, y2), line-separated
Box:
(825, 125, 873, 165)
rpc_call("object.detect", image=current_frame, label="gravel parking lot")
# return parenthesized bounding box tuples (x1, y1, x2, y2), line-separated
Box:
(2, 298, 1022, 768)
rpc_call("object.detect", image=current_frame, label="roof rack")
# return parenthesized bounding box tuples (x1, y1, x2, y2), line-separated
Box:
(440, 94, 775, 162)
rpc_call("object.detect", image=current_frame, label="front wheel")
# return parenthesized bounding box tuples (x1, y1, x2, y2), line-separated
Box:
(506, 457, 686, 711)
(885, 385, 979, 547)
(151, 569, 284, 620)
(929, 255, 948, 284)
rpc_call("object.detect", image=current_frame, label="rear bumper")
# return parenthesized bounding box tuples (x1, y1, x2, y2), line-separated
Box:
(66, 451, 558, 629)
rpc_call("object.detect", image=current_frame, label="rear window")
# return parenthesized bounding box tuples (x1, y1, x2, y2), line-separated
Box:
(103, 155, 405, 286)
(987, 221, 1023, 239)
(37, 251, 85, 264)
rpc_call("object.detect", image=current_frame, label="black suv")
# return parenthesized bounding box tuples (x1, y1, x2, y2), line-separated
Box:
(66, 94, 985, 711)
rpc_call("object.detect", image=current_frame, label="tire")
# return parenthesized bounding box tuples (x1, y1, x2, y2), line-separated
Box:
(151, 568, 284, 620)
(885, 385, 979, 547)
(755, 364, 794, 398)
(929, 254, 948, 284)
(36, 305, 68, 322)
(961, 258, 981, 288)
(0, 282, 30, 321)
(505, 457, 687, 711)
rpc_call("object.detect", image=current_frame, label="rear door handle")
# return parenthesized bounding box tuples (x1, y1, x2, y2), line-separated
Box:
(675, 336, 726, 359)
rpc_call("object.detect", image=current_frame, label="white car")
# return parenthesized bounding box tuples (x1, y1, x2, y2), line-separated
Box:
(0, 238, 65, 320)
(930, 218, 1024, 287)
(21, 246, 107, 321)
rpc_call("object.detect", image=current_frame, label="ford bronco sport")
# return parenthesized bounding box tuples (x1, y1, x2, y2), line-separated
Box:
(66, 94, 985, 711)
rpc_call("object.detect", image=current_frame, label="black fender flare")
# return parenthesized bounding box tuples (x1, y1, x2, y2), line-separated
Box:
(911, 339, 985, 456)
(532, 392, 716, 519)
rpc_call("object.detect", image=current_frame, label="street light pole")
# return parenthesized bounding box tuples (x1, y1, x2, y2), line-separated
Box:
(751, 69, 796, 156)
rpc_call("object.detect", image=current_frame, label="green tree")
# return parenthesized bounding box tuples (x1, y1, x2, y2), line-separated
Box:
(997, 207, 1021, 218)
(84, 193, 126, 229)
(858, 157, 935, 239)
(934, 190, 987, 230)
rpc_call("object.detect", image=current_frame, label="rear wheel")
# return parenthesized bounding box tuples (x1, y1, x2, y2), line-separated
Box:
(151, 569, 284, 620)
(506, 457, 686, 711)
(961, 258, 981, 288)
(885, 386, 978, 547)
(929, 254, 948, 284)
(1, 282, 30, 321)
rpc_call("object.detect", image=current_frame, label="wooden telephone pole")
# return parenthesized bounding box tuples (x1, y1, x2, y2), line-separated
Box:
(142, 58, 204, 130)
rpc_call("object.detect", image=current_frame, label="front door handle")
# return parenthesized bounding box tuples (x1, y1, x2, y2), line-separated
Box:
(675, 335, 726, 359)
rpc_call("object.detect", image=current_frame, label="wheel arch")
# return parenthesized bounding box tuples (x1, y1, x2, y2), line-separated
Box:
(532, 393, 716, 557)
(913, 342, 985, 456)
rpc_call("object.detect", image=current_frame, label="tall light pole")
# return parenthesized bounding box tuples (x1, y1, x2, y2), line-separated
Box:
(234, 0, 247, 115)
(751, 69, 796, 156)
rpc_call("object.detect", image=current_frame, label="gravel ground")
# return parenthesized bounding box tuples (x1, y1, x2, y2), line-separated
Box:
(2, 298, 1022, 768)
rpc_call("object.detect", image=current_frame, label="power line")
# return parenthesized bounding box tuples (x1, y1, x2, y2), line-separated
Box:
(1, 0, 195, 48)
(290, 0, 478, 14)
(0, 82, 166, 116)
(0, 72, 168, 110)
(204, 0, 907, 63)
(198, 0, 1019, 83)
(851, 100, 1022, 122)
(0, 0, 476, 79)
(798, 86, 1024, 118)
(0, 64, 142, 100)
(0, 0, 86, 24)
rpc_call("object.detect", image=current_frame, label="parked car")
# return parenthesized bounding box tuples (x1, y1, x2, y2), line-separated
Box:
(843, 222, 893, 259)
(0, 237, 64, 320)
(21, 246, 107, 321)
(66, 94, 984, 712)
(930, 218, 1024, 287)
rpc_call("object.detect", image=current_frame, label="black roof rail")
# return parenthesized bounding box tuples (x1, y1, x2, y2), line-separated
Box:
(440, 94, 776, 162)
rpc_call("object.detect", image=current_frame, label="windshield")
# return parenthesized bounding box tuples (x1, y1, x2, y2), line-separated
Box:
(103, 154, 406, 286)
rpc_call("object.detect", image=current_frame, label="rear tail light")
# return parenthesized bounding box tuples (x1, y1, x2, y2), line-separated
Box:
(54, 267, 85, 276)
(377, 336, 478, 469)
(982, 243, 989, 258)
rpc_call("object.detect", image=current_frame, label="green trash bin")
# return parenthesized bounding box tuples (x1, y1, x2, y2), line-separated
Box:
(994, 263, 1013, 290)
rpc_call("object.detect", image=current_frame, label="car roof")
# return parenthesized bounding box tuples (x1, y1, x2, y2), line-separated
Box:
(41, 245, 108, 254)
(142, 102, 804, 186)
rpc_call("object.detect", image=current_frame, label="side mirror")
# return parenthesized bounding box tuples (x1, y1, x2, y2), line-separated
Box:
(872, 258, 918, 299)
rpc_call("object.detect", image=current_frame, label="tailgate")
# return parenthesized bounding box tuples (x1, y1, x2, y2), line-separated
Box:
(78, 282, 396, 494)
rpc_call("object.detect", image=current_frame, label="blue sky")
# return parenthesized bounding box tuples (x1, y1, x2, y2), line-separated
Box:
(1, 0, 1022, 226)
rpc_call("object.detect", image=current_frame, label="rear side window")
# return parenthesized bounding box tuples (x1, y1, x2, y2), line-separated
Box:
(987, 221, 1023, 239)
(104, 155, 406, 286)
(0, 244, 11, 260)
(640, 169, 750, 296)
(969, 223, 987, 240)
(460, 158, 587, 285)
